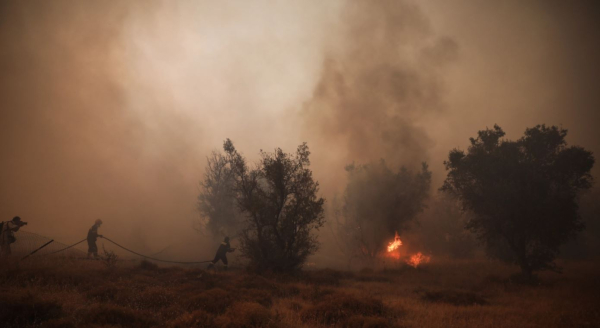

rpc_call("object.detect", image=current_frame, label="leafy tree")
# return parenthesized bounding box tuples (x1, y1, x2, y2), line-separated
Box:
(337, 160, 431, 260)
(442, 125, 594, 278)
(224, 139, 325, 272)
(197, 151, 242, 238)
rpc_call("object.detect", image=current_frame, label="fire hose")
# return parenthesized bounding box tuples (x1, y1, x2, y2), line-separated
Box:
(24, 235, 213, 265)
(100, 236, 213, 265)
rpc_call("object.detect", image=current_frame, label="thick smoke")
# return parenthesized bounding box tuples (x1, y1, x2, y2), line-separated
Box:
(1, 0, 599, 259)
(303, 0, 458, 195)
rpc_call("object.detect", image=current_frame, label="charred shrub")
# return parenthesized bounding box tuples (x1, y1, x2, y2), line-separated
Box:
(186, 288, 233, 314)
(79, 304, 155, 327)
(421, 289, 487, 306)
(301, 293, 386, 325)
(0, 293, 62, 327)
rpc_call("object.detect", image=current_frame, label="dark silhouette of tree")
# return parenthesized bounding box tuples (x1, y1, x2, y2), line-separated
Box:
(442, 125, 594, 279)
(418, 193, 477, 259)
(337, 160, 431, 261)
(223, 139, 325, 272)
(197, 151, 242, 238)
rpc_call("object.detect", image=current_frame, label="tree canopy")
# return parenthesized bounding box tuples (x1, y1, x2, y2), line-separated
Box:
(224, 139, 325, 272)
(442, 124, 594, 277)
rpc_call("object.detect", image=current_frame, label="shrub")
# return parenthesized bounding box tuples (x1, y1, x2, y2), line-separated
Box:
(186, 288, 233, 314)
(235, 288, 273, 307)
(301, 293, 386, 325)
(302, 268, 344, 286)
(86, 283, 123, 302)
(137, 259, 159, 271)
(169, 310, 215, 328)
(0, 293, 63, 327)
(79, 304, 155, 327)
(300, 285, 335, 303)
(226, 302, 273, 328)
(39, 318, 75, 328)
(101, 246, 119, 270)
(347, 315, 391, 328)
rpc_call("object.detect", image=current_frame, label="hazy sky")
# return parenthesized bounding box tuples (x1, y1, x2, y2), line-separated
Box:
(1, 1, 598, 251)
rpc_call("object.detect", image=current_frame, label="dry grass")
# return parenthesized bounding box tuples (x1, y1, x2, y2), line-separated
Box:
(0, 257, 599, 327)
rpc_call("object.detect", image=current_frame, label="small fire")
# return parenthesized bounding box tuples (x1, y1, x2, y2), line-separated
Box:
(385, 232, 431, 268)
(387, 231, 402, 252)
(405, 252, 431, 268)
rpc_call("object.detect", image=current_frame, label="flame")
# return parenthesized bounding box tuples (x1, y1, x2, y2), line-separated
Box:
(405, 252, 431, 268)
(387, 231, 402, 252)
(385, 232, 431, 267)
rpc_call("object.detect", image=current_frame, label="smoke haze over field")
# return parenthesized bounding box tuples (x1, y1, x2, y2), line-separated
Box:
(1, 1, 599, 254)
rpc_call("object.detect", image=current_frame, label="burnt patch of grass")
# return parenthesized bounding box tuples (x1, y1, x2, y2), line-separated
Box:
(301, 293, 386, 326)
(186, 288, 233, 314)
(79, 303, 155, 327)
(421, 289, 487, 306)
(0, 292, 63, 327)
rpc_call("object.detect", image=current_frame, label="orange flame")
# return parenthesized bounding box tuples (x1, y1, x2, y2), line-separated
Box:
(387, 231, 402, 252)
(405, 252, 431, 268)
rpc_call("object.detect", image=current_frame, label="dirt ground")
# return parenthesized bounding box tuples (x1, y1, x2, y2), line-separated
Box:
(1, 257, 598, 327)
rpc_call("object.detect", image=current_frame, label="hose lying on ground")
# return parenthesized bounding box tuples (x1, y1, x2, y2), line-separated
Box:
(101, 236, 213, 265)
(25, 235, 212, 265)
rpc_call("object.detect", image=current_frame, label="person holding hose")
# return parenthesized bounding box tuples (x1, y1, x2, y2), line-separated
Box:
(0, 216, 27, 257)
(87, 219, 103, 259)
(207, 236, 235, 270)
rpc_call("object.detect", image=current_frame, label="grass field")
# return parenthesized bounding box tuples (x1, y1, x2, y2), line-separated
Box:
(1, 257, 598, 327)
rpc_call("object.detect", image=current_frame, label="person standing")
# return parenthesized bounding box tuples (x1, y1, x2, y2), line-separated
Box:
(0, 216, 27, 257)
(87, 219, 103, 259)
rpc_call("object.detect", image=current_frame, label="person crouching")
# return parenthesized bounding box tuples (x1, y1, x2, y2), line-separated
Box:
(207, 236, 235, 270)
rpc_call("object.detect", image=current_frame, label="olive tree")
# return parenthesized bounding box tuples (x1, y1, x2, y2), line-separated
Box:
(224, 139, 325, 272)
(442, 124, 594, 279)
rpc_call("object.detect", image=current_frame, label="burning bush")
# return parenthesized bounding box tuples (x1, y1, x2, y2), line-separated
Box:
(334, 161, 431, 262)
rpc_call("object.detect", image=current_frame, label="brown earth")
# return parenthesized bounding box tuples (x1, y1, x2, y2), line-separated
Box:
(0, 257, 598, 327)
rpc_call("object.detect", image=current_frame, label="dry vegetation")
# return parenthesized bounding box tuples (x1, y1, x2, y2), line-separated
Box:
(1, 258, 599, 328)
